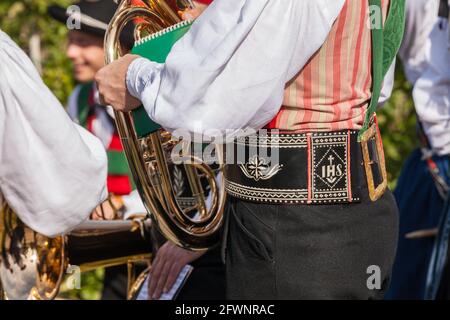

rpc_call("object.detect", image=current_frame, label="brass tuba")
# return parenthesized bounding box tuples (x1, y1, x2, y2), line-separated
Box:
(104, 0, 226, 251)
(0, 199, 152, 300)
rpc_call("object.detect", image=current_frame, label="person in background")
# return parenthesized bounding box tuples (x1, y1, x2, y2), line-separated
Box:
(386, 0, 450, 300)
(48, 0, 146, 300)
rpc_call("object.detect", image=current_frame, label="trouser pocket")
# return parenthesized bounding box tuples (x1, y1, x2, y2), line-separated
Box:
(225, 198, 277, 299)
(229, 199, 275, 262)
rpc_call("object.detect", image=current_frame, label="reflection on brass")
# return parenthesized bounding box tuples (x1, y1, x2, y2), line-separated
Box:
(0, 274, 4, 299)
(405, 228, 439, 239)
(0, 200, 152, 300)
(360, 117, 388, 202)
(127, 265, 151, 300)
(105, 0, 226, 251)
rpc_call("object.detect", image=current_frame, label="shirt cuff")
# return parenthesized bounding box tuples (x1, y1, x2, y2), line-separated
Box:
(126, 57, 162, 100)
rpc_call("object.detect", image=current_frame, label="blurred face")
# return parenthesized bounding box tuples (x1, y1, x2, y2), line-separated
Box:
(66, 30, 105, 83)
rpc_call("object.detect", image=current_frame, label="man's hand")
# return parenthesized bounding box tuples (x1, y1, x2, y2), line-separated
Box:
(148, 241, 206, 300)
(95, 54, 141, 112)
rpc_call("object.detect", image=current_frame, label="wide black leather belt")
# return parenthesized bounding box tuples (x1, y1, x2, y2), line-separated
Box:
(224, 125, 387, 205)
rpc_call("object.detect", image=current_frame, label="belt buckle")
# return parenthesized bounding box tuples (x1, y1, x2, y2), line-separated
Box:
(360, 119, 388, 201)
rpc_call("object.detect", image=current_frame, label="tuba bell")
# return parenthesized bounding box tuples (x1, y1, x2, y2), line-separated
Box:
(0, 199, 152, 300)
(104, 0, 226, 251)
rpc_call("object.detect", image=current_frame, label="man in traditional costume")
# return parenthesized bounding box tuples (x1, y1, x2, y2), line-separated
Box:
(96, 0, 406, 299)
(386, 0, 450, 300)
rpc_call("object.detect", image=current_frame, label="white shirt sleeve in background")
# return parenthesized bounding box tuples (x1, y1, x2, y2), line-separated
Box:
(413, 19, 450, 156)
(0, 30, 108, 237)
(398, 0, 450, 156)
(399, 0, 441, 85)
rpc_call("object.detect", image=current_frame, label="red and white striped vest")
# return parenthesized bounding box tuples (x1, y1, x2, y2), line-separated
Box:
(267, 0, 390, 132)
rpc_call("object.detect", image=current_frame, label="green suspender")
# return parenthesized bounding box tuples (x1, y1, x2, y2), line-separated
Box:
(359, 0, 406, 140)
(77, 82, 92, 128)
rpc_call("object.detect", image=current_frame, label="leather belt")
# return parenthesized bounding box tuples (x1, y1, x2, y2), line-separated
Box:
(224, 123, 387, 205)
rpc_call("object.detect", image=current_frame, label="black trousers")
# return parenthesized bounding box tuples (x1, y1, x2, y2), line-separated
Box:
(101, 265, 128, 300)
(222, 185, 399, 300)
(176, 246, 226, 300)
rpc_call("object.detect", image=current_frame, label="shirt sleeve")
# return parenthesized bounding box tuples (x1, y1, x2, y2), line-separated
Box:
(0, 30, 108, 237)
(413, 19, 450, 156)
(399, 0, 440, 84)
(127, 0, 345, 137)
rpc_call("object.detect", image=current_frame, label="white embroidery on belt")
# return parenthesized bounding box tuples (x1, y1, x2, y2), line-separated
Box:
(239, 155, 283, 181)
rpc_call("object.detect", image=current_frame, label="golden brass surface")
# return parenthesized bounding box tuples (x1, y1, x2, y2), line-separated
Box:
(0, 200, 152, 300)
(105, 0, 226, 251)
(360, 117, 388, 202)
